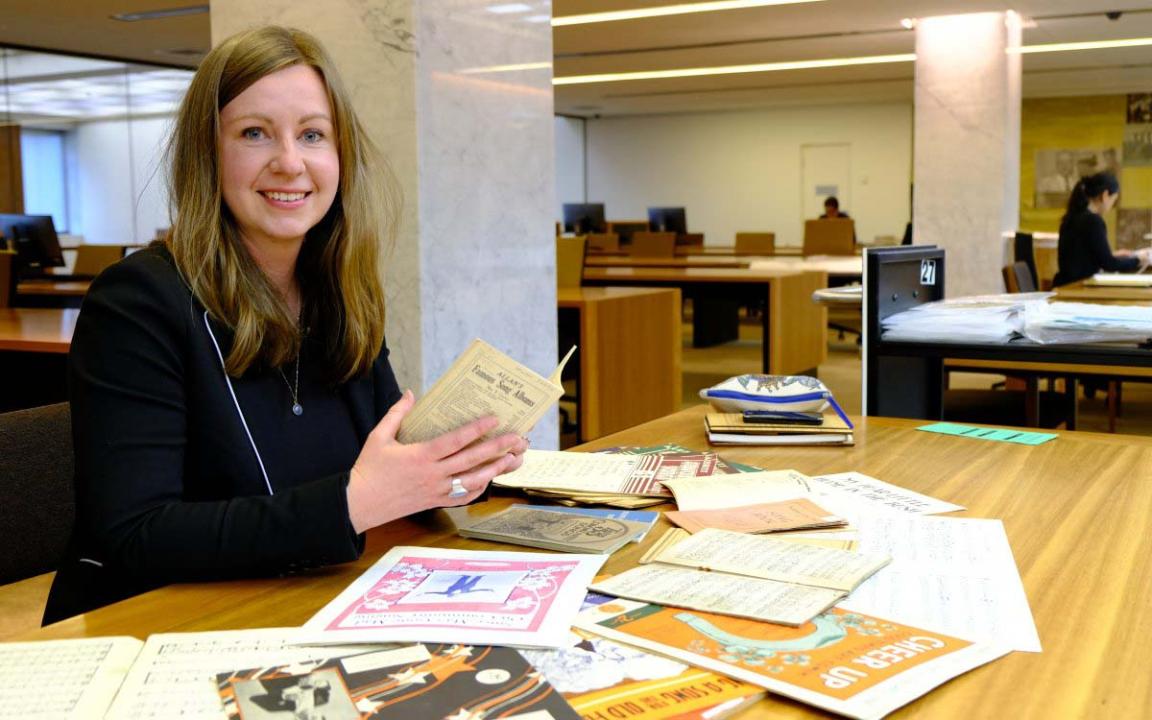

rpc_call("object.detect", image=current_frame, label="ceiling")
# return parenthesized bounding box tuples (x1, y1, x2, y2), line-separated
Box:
(1, 1, 1150, 120)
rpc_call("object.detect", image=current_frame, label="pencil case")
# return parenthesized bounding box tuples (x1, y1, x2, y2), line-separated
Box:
(699, 374, 853, 427)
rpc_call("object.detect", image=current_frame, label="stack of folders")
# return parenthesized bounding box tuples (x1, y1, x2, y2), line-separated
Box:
(705, 411, 854, 446)
(458, 505, 657, 554)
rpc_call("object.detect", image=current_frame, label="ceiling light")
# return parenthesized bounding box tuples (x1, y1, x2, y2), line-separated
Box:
(460, 61, 552, 75)
(486, 3, 532, 14)
(110, 4, 208, 21)
(553, 53, 914, 85)
(900, 18, 916, 30)
(552, 0, 824, 27)
(1011, 36, 1152, 54)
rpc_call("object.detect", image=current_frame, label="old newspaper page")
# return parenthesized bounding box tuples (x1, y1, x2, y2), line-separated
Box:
(398, 340, 573, 443)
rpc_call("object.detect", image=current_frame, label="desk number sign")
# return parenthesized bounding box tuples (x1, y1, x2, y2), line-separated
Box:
(920, 259, 937, 286)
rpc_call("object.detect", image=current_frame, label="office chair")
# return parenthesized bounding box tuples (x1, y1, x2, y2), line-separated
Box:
(0, 403, 75, 586)
(734, 232, 775, 255)
(0, 251, 13, 309)
(629, 232, 677, 257)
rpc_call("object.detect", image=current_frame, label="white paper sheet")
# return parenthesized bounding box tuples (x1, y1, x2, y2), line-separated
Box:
(104, 628, 383, 719)
(809, 472, 965, 515)
(662, 470, 813, 511)
(837, 514, 1041, 653)
(494, 450, 650, 494)
(0, 636, 141, 719)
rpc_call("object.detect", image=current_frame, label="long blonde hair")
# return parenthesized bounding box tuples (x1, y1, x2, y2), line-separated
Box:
(166, 26, 396, 382)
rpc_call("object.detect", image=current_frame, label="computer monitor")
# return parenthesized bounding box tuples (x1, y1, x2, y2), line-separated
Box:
(561, 203, 607, 234)
(0, 214, 65, 271)
(647, 207, 687, 235)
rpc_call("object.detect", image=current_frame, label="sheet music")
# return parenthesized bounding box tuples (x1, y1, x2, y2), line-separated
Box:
(809, 471, 965, 515)
(494, 450, 645, 494)
(838, 514, 1041, 653)
(0, 637, 141, 719)
(105, 628, 385, 719)
(662, 470, 813, 510)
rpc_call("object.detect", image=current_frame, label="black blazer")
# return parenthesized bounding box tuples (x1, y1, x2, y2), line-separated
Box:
(44, 245, 401, 623)
(1054, 212, 1140, 286)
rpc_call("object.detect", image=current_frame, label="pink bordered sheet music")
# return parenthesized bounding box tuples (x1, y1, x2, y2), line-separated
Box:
(301, 546, 606, 648)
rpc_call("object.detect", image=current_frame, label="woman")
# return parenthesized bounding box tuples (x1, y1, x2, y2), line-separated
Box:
(1053, 172, 1151, 286)
(43, 27, 527, 623)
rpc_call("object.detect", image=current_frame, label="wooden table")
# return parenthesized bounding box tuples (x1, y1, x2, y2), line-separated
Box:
(557, 287, 681, 442)
(19, 405, 1152, 718)
(1053, 279, 1152, 304)
(0, 308, 77, 353)
(0, 308, 77, 411)
(583, 266, 828, 376)
(14, 279, 90, 309)
(585, 255, 751, 269)
(584, 255, 864, 280)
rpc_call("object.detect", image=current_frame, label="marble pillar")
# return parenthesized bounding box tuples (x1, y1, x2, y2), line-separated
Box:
(212, 1, 558, 445)
(914, 12, 1021, 297)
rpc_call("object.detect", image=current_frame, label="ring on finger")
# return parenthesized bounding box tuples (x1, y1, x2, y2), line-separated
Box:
(447, 477, 468, 499)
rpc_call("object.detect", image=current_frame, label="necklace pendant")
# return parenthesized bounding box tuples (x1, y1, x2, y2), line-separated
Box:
(292, 403, 303, 416)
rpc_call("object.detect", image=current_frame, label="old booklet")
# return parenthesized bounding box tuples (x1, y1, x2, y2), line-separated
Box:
(649, 527, 889, 593)
(665, 498, 846, 535)
(397, 339, 574, 443)
(589, 564, 845, 627)
(458, 505, 655, 554)
(574, 599, 1010, 720)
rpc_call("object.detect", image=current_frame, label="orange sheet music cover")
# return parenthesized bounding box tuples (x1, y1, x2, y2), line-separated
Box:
(573, 600, 1009, 720)
(520, 628, 765, 720)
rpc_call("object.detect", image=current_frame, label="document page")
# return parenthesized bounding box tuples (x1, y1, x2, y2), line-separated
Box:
(494, 450, 657, 495)
(809, 472, 965, 515)
(0, 636, 141, 719)
(397, 339, 570, 444)
(105, 628, 383, 719)
(665, 498, 845, 534)
(650, 528, 890, 593)
(590, 564, 845, 627)
(662, 470, 813, 510)
(838, 514, 1041, 652)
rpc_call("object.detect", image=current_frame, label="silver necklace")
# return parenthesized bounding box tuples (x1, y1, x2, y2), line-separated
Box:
(277, 354, 303, 416)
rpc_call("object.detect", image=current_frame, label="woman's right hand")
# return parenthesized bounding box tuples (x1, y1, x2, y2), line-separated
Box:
(345, 390, 528, 533)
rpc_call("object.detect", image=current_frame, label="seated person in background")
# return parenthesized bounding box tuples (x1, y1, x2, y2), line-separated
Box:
(1053, 172, 1151, 286)
(43, 26, 527, 624)
(819, 196, 849, 219)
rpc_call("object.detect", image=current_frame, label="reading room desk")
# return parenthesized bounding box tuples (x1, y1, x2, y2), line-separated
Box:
(18, 405, 1152, 718)
(13, 279, 90, 309)
(0, 308, 77, 411)
(1052, 278, 1152, 304)
(583, 266, 828, 375)
(557, 286, 681, 442)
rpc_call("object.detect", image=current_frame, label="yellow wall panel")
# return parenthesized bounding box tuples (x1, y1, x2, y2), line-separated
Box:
(1019, 95, 1126, 235)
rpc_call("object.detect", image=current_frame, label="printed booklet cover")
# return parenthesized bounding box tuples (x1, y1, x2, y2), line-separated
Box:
(216, 642, 580, 719)
(301, 547, 606, 648)
(573, 599, 1009, 720)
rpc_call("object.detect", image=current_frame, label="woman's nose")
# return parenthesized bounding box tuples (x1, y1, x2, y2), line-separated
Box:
(269, 139, 304, 175)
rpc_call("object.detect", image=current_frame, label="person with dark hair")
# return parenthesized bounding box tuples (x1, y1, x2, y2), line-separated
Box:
(820, 196, 849, 219)
(44, 26, 528, 624)
(1053, 172, 1151, 286)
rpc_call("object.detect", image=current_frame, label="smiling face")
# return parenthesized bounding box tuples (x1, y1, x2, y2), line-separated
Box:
(218, 64, 339, 258)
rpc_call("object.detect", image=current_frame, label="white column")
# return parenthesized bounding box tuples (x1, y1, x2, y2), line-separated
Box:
(212, 1, 559, 445)
(913, 11, 1021, 297)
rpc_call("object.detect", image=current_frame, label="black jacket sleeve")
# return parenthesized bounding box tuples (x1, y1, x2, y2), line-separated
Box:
(67, 252, 364, 584)
(1085, 215, 1140, 274)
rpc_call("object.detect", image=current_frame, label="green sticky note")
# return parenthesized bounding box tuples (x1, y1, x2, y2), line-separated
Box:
(916, 422, 1057, 445)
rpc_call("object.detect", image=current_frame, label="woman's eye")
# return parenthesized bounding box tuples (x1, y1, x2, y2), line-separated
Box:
(241, 127, 266, 140)
(301, 130, 324, 143)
